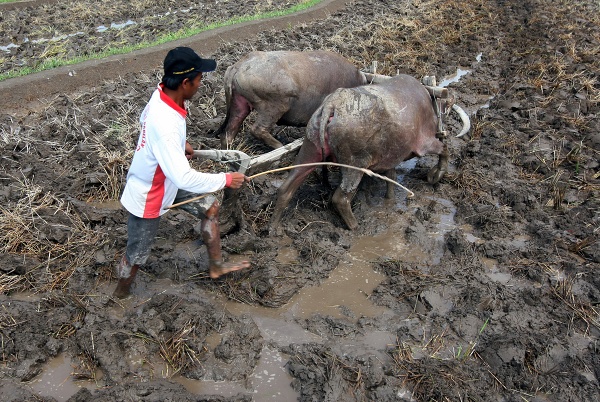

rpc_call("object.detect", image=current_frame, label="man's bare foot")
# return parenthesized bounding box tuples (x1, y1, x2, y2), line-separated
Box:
(209, 260, 251, 279)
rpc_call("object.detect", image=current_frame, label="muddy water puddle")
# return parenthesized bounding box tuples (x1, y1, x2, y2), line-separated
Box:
(28, 354, 98, 402)
(258, 234, 393, 319)
(176, 345, 296, 399)
(144, 193, 456, 398)
(110, 218, 409, 398)
(216, 230, 404, 398)
(217, 191, 461, 395)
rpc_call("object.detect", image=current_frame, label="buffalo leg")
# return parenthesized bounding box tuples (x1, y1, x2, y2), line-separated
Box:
(427, 142, 449, 184)
(252, 125, 284, 149)
(333, 168, 364, 230)
(221, 94, 252, 149)
(251, 101, 291, 149)
(270, 140, 321, 228)
(385, 168, 396, 199)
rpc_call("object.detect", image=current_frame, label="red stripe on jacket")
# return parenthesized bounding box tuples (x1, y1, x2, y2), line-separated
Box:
(143, 165, 166, 218)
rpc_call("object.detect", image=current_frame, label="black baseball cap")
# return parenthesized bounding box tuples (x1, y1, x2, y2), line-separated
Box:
(163, 47, 217, 77)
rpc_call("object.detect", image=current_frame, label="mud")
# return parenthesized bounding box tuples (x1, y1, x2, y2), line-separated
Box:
(0, 0, 599, 401)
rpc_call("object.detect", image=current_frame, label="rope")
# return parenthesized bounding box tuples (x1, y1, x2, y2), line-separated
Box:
(167, 161, 414, 209)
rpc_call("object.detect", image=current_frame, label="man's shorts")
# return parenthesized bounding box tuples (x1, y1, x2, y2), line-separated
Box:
(124, 190, 216, 268)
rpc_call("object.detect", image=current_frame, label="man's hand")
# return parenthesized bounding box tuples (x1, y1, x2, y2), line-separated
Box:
(185, 141, 195, 160)
(228, 172, 250, 189)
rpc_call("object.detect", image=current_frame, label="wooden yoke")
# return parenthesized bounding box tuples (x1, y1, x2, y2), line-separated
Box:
(421, 75, 452, 184)
(361, 63, 470, 140)
(362, 63, 469, 140)
(424, 85, 448, 99)
(421, 75, 450, 140)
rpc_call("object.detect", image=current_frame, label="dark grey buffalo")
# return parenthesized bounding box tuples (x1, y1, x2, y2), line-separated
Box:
(215, 50, 367, 150)
(270, 74, 457, 230)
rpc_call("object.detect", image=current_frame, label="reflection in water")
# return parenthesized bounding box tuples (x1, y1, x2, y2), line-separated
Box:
(279, 253, 390, 319)
(0, 43, 18, 52)
(29, 354, 97, 402)
(175, 346, 296, 399)
(427, 196, 457, 265)
(96, 20, 136, 33)
(396, 158, 418, 184)
(439, 68, 471, 87)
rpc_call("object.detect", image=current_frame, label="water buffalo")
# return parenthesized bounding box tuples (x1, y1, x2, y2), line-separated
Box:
(270, 74, 458, 230)
(215, 50, 367, 150)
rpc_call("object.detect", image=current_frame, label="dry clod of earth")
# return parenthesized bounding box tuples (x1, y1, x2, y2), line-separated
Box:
(0, 0, 599, 401)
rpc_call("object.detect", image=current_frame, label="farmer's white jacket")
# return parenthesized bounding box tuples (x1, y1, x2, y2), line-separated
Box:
(121, 84, 231, 218)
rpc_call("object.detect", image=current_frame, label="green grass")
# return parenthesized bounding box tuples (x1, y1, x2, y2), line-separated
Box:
(0, 0, 323, 81)
(453, 318, 489, 361)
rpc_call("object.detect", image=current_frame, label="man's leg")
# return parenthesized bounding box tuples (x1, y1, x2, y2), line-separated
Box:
(175, 190, 250, 278)
(113, 213, 160, 299)
(201, 199, 250, 279)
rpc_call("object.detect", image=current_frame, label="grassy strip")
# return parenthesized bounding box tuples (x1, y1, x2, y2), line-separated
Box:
(0, 0, 322, 81)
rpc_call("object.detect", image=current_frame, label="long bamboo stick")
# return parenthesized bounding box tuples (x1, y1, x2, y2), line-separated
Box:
(167, 162, 414, 209)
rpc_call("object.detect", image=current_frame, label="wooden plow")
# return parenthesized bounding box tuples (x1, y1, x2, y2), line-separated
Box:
(192, 137, 303, 174)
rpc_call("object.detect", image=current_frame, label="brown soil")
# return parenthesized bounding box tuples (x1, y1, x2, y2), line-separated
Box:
(1, 0, 599, 401)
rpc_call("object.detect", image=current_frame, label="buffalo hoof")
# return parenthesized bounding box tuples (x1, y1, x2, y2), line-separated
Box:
(427, 167, 446, 184)
(341, 215, 359, 231)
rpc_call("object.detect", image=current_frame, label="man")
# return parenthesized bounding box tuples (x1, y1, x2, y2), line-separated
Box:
(113, 46, 250, 299)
